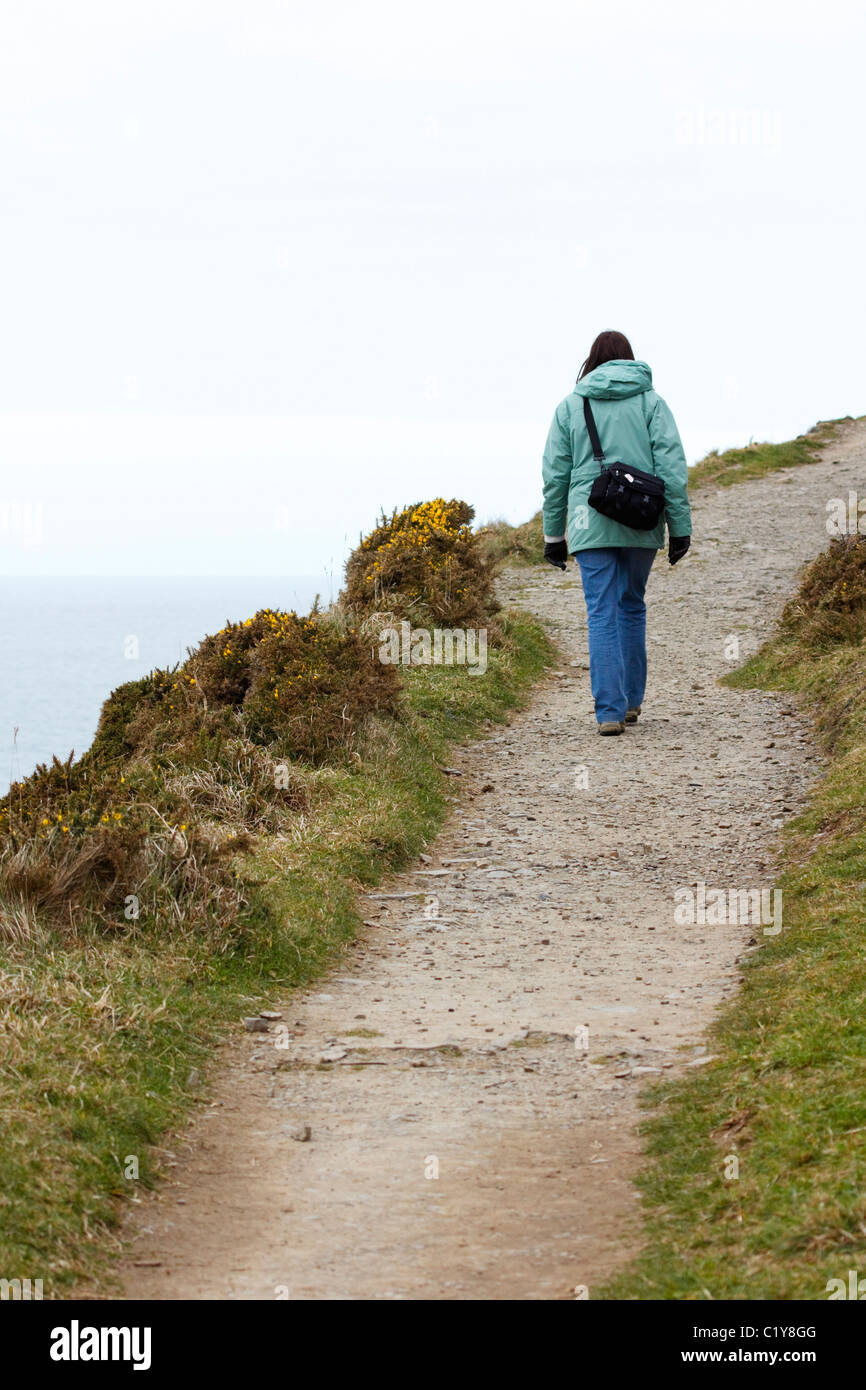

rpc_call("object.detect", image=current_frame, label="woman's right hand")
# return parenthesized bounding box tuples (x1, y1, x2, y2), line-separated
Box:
(544, 540, 568, 571)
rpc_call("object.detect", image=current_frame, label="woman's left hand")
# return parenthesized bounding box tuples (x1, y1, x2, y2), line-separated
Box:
(668, 535, 690, 565)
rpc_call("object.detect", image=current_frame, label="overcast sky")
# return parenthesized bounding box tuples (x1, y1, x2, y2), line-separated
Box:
(2, 0, 864, 575)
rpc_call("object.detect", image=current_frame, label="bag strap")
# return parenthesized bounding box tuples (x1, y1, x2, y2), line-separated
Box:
(583, 396, 605, 468)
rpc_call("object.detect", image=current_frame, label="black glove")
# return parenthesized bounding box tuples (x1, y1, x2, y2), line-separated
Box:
(544, 540, 568, 571)
(668, 535, 690, 566)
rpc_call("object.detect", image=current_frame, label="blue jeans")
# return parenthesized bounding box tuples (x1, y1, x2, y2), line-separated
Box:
(575, 547, 656, 724)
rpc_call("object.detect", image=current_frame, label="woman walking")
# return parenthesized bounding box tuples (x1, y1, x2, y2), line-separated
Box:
(542, 330, 691, 734)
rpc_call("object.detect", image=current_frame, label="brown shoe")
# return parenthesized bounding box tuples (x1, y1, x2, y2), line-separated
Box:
(598, 721, 625, 736)
(625, 706, 641, 724)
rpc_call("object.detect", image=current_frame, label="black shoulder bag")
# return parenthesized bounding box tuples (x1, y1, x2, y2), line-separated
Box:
(584, 397, 665, 531)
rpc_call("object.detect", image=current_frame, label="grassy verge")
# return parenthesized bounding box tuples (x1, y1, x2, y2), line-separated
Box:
(687, 417, 848, 489)
(601, 537, 866, 1300)
(0, 609, 553, 1294)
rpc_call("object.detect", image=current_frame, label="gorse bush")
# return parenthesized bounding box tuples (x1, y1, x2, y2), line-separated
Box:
(343, 498, 497, 627)
(0, 494, 500, 943)
(781, 534, 866, 649)
(92, 610, 398, 766)
(89, 668, 209, 762)
(174, 608, 397, 764)
(0, 608, 399, 940)
(241, 611, 397, 760)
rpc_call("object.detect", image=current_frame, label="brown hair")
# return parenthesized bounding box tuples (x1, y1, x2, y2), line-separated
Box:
(577, 330, 635, 381)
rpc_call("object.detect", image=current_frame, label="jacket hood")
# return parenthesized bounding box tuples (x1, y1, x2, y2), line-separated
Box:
(573, 359, 653, 400)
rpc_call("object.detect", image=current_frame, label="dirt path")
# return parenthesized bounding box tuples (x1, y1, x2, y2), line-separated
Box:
(118, 420, 864, 1301)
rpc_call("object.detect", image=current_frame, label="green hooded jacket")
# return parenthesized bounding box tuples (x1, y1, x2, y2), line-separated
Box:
(541, 359, 691, 551)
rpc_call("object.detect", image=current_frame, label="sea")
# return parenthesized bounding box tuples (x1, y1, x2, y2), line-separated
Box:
(1, 574, 330, 796)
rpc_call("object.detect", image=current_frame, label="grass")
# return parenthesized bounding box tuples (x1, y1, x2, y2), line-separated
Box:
(601, 535, 866, 1300)
(476, 514, 545, 567)
(0, 608, 553, 1294)
(687, 417, 849, 489)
